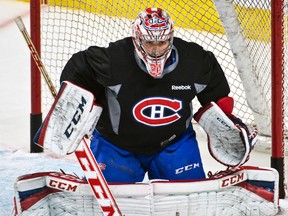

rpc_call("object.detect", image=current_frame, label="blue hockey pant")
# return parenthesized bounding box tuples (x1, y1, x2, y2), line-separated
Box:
(90, 128, 205, 183)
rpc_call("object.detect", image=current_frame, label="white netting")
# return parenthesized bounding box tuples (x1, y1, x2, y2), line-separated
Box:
(39, 0, 288, 193)
(40, 0, 286, 136)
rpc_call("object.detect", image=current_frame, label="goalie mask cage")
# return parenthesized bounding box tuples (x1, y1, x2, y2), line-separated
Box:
(29, 0, 288, 198)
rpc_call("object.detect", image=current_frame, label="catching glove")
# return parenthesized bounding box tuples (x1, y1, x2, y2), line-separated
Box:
(194, 96, 258, 167)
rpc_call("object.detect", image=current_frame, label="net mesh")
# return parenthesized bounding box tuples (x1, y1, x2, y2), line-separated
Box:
(40, 0, 287, 144)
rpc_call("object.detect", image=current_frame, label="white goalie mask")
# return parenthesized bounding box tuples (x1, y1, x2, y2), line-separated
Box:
(132, 8, 174, 78)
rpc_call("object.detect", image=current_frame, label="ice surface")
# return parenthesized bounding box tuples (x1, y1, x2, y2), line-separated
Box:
(0, 1, 287, 215)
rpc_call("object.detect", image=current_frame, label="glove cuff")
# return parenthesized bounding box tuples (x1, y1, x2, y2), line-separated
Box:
(216, 96, 234, 116)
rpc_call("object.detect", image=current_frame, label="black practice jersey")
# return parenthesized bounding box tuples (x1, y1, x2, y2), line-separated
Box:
(60, 37, 230, 154)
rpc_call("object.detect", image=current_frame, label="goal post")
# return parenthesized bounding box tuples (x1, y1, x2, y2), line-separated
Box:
(271, 0, 286, 199)
(213, 0, 286, 198)
(30, 0, 43, 153)
(30, 0, 287, 197)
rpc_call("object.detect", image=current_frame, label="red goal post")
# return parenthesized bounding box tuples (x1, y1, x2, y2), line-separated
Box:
(29, 0, 287, 197)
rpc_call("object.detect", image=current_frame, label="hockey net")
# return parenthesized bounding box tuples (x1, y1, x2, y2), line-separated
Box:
(33, 0, 287, 197)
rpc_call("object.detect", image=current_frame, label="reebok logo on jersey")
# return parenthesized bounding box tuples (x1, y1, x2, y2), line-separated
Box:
(171, 85, 191, 90)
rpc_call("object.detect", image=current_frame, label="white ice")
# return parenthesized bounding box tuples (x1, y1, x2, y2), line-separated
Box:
(0, 0, 287, 215)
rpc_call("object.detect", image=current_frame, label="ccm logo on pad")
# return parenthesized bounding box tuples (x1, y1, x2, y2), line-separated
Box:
(221, 172, 246, 188)
(64, 96, 87, 138)
(48, 178, 78, 192)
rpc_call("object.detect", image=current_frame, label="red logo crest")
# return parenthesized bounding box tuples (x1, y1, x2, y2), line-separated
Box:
(133, 97, 182, 126)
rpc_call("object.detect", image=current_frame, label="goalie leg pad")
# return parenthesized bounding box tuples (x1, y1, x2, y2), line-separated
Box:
(34, 81, 102, 156)
(194, 102, 257, 167)
(13, 167, 279, 216)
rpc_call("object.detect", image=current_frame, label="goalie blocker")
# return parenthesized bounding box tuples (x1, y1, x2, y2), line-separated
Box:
(34, 81, 102, 155)
(194, 96, 258, 167)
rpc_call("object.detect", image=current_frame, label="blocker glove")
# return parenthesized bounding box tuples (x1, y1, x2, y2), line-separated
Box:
(34, 81, 102, 156)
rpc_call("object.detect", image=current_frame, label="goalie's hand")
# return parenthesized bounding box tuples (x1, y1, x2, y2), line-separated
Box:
(227, 114, 258, 164)
(194, 99, 258, 167)
(229, 115, 258, 145)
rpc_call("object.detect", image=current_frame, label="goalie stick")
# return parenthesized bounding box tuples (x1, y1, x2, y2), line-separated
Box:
(14, 16, 122, 216)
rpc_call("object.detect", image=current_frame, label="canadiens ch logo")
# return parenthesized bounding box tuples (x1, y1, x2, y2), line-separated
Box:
(133, 97, 182, 126)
